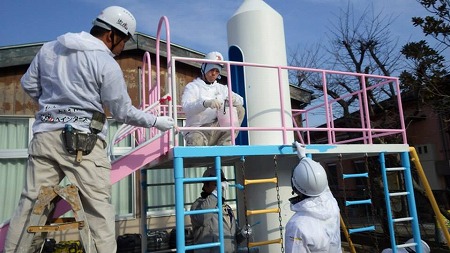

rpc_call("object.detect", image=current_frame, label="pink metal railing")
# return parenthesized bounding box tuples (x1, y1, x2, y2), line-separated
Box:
(169, 57, 407, 146)
(112, 16, 173, 150)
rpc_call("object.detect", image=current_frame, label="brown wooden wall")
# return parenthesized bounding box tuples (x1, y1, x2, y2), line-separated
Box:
(0, 48, 201, 117)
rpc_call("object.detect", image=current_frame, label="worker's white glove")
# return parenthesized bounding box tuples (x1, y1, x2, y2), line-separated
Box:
(153, 116, 174, 131)
(203, 99, 222, 109)
(294, 141, 306, 159)
(231, 94, 242, 106)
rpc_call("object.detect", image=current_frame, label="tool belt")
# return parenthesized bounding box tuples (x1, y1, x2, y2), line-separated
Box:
(62, 125, 98, 156)
(62, 111, 106, 163)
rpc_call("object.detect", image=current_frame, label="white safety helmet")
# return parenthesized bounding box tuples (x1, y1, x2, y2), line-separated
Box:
(93, 6, 136, 40)
(403, 238, 430, 253)
(201, 51, 224, 76)
(291, 158, 328, 197)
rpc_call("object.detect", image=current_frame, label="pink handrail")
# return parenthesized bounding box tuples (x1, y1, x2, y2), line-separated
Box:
(171, 56, 408, 145)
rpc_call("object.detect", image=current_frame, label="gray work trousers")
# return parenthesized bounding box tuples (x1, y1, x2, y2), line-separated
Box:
(185, 105, 245, 146)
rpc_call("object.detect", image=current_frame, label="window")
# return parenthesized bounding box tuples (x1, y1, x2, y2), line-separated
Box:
(0, 118, 30, 223)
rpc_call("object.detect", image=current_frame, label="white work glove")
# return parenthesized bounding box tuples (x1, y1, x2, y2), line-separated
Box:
(203, 99, 222, 109)
(231, 94, 242, 106)
(294, 141, 306, 159)
(152, 116, 174, 131)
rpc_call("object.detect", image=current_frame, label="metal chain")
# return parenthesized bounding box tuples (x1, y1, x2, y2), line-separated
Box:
(239, 156, 251, 253)
(338, 154, 347, 221)
(338, 153, 353, 245)
(273, 155, 284, 253)
(365, 154, 380, 252)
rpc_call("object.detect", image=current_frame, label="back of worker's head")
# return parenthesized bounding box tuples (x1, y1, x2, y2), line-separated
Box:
(403, 238, 430, 253)
(202, 167, 227, 183)
(201, 51, 224, 78)
(92, 6, 136, 41)
(291, 157, 328, 197)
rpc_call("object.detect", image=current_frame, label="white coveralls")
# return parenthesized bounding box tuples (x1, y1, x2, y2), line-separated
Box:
(284, 190, 342, 253)
(4, 31, 157, 253)
(181, 77, 245, 146)
(190, 193, 238, 253)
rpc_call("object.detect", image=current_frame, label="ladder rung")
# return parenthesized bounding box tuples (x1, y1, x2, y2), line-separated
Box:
(398, 242, 417, 249)
(348, 225, 375, 234)
(186, 208, 219, 216)
(385, 167, 405, 172)
(393, 217, 413, 223)
(343, 173, 368, 179)
(389, 191, 409, 197)
(246, 208, 280, 216)
(28, 221, 85, 233)
(244, 177, 278, 185)
(248, 238, 282, 247)
(345, 199, 372, 206)
(185, 242, 220, 251)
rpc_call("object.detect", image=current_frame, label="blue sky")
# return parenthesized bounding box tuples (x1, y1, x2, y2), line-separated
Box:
(2, 0, 430, 60)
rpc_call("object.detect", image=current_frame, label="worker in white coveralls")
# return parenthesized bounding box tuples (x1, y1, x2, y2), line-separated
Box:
(190, 167, 240, 253)
(3, 6, 174, 253)
(284, 142, 342, 253)
(381, 238, 430, 253)
(181, 51, 245, 146)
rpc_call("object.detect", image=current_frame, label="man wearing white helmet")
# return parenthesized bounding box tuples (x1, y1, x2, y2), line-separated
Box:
(182, 51, 245, 146)
(3, 6, 174, 253)
(284, 142, 342, 253)
(381, 238, 431, 253)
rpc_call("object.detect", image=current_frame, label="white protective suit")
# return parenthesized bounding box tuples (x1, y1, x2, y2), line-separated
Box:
(181, 77, 244, 145)
(21, 31, 157, 140)
(284, 190, 342, 253)
(182, 77, 243, 128)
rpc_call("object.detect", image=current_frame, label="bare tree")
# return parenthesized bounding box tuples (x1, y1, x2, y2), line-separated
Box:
(289, 4, 406, 142)
(289, 5, 409, 242)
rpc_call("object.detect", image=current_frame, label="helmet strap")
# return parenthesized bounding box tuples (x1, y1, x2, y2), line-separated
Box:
(288, 195, 308, 205)
(109, 29, 127, 53)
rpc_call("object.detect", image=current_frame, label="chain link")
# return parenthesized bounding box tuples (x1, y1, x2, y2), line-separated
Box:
(274, 155, 284, 253)
(239, 156, 251, 253)
(365, 154, 380, 252)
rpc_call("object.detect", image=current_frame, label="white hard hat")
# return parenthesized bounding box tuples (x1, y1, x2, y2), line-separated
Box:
(291, 158, 328, 197)
(201, 51, 224, 75)
(93, 6, 136, 39)
(403, 238, 430, 253)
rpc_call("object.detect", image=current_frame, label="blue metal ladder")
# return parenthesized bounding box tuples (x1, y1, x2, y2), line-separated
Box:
(175, 156, 227, 253)
(342, 170, 376, 234)
(379, 151, 423, 253)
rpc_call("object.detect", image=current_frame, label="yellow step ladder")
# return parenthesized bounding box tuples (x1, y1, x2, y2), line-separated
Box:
(17, 184, 97, 253)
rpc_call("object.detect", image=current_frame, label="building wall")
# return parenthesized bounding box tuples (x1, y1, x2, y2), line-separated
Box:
(0, 48, 203, 117)
(0, 65, 35, 115)
(403, 104, 449, 190)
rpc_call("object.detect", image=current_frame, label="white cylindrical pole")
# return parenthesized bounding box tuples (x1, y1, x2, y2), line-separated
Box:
(227, 0, 294, 145)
